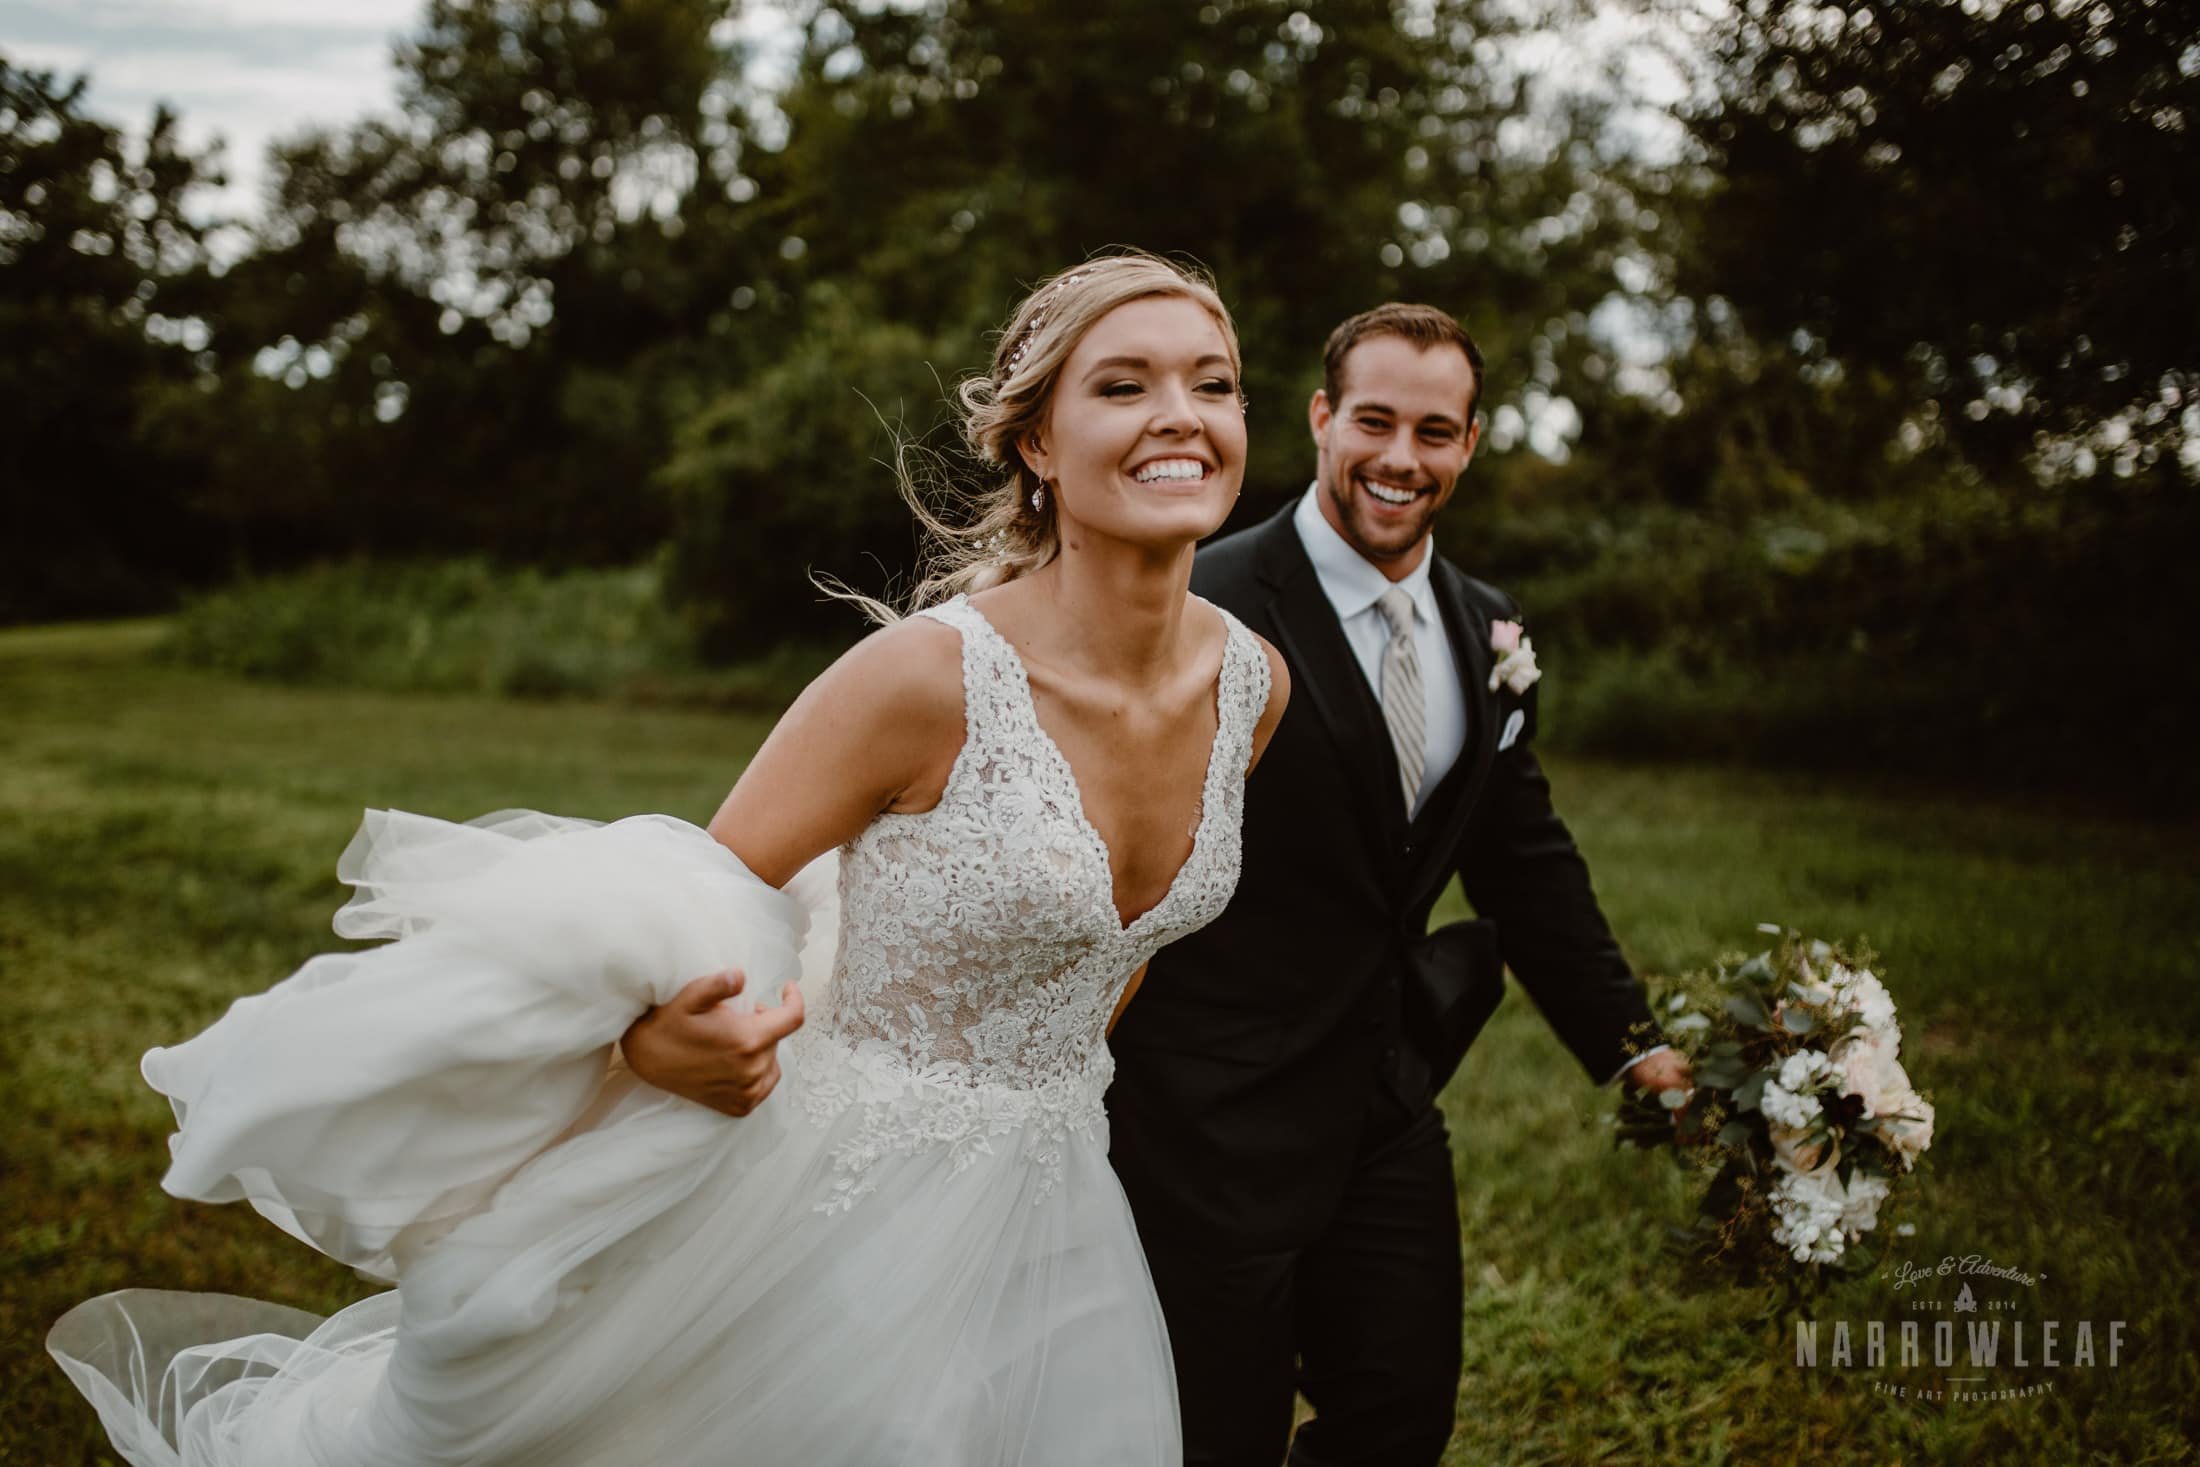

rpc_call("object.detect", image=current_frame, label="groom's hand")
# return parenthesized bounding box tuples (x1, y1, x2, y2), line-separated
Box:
(1627, 1050, 1698, 1135)
(620, 969, 806, 1117)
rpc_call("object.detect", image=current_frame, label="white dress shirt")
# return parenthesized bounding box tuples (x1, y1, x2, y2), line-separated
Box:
(1291, 485, 1466, 819)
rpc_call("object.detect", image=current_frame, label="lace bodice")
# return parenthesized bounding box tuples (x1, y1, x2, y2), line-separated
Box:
(791, 593, 1265, 1209)
(815, 594, 1267, 1087)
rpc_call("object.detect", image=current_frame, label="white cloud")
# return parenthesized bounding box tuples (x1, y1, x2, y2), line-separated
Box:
(90, 45, 396, 213)
(4, 37, 93, 71)
(2, 0, 416, 218)
(3, 0, 820, 222)
(82, 43, 394, 114)
(11, 0, 419, 33)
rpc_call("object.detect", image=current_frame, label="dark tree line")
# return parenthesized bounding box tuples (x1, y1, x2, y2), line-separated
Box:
(4, 0, 1679, 629)
(4, 0, 2195, 798)
(1686, 0, 2194, 479)
(0, 66, 227, 619)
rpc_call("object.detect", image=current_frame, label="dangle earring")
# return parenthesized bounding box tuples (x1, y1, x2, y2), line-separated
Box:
(1030, 480, 1048, 515)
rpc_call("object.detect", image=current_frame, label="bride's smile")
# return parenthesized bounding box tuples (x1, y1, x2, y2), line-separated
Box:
(1129, 454, 1214, 485)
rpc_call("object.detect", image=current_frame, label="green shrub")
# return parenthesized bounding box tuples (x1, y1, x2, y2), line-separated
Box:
(165, 559, 691, 700)
(1488, 479, 2198, 810)
(662, 284, 969, 656)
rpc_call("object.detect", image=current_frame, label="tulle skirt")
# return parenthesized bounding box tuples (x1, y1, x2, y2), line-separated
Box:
(48, 810, 1178, 1466)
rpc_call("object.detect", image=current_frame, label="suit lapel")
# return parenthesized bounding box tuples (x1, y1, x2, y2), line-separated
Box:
(1404, 558, 1501, 908)
(1251, 509, 1407, 857)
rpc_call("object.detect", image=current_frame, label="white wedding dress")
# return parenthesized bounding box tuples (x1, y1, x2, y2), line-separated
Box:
(50, 595, 1269, 1467)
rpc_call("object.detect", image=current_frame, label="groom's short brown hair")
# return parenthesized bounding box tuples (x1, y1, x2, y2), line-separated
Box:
(1322, 303, 1485, 421)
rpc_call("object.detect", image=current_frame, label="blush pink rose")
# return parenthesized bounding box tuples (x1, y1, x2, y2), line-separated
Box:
(1833, 1028, 1910, 1119)
(1490, 620, 1524, 654)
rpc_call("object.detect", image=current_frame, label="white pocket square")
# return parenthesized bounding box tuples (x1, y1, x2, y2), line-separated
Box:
(1497, 708, 1525, 752)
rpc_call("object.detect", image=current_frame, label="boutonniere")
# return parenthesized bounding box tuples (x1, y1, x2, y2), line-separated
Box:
(1487, 620, 1540, 694)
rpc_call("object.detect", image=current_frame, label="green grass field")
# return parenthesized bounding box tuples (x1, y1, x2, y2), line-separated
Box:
(3, 622, 2194, 1464)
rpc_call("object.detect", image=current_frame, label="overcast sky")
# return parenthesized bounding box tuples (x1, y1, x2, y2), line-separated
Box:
(3, 0, 420, 216)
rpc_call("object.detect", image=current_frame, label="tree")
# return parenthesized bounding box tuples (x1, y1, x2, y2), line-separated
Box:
(758, 0, 1662, 486)
(662, 282, 949, 653)
(0, 59, 227, 620)
(157, 0, 769, 571)
(1681, 0, 2198, 482)
(660, 0, 1664, 642)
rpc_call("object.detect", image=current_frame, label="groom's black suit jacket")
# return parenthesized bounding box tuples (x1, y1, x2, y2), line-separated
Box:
(1107, 503, 1654, 1253)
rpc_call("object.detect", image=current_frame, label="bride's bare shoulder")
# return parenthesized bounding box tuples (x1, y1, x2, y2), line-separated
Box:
(716, 615, 968, 858)
(796, 614, 967, 737)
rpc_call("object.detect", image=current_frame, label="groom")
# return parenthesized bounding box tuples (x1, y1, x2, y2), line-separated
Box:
(1103, 302, 1689, 1466)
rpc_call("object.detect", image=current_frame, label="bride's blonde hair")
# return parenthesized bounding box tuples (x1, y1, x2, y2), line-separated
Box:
(842, 251, 1241, 620)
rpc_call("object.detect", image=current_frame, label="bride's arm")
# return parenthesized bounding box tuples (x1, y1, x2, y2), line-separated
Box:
(710, 616, 968, 880)
(622, 618, 967, 1115)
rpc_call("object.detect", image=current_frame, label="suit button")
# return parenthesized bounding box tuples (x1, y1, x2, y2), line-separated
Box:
(1402, 842, 1415, 858)
(1381, 1048, 1399, 1066)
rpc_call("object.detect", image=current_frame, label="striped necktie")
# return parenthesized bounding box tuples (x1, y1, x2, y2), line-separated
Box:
(1375, 586, 1425, 811)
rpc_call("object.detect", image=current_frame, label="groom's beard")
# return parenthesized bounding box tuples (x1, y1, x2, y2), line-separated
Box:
(1320, 464, 1447, 566)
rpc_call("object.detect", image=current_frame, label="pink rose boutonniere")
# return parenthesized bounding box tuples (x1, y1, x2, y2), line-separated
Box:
(1487, 620, 1540, 694)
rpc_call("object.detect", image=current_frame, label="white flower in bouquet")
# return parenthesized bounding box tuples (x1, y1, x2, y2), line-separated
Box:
(1777, 1050, 1834, 1090)
(1839, 1171, 1892, 1234)
(1770, 1167, 1892, 1264)
(1761, 1049, 1835, 1129)
(1824, 964, 1897, 1030)
(1769, 1168, 1848, 1264)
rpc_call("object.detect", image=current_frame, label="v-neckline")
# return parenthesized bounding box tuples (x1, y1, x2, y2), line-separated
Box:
(955, 596, 1233, 936)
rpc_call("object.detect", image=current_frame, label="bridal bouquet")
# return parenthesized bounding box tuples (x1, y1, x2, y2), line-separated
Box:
(1616, 926, 1936, 1285)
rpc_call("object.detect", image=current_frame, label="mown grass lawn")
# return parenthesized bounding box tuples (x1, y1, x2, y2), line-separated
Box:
(2, 622, 2194, 1465)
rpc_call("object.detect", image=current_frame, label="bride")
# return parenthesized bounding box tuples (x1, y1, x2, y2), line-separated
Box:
(49, 250, 1289, 1467)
